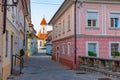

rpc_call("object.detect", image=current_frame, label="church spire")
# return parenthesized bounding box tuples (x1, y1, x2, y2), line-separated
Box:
(40, 17, 47, 25)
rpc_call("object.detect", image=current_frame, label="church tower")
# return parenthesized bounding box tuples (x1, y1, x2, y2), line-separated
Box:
(37, 18, 47, 48)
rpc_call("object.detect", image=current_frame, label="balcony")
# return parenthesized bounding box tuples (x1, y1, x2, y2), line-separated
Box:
(79, 56, 120, 78)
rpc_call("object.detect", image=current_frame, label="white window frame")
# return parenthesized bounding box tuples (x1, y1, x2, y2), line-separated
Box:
(59, 23, 61, 35)
(68, 15, 70, 31)
(67, 42, 71, 56)
(109, 11, 120, 28)
(86, 41, 99, 57)
(86, 10, 99, 28)
(62, 43, 65, 54)
(63, 19, 65, 33)
(109, 42, 120, 57)
(5, 30, 9, 57)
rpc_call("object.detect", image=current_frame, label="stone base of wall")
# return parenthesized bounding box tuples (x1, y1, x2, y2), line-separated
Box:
(59, 57, 74, 69)
(52, 54, 79, 69)
(52, 54, 56, 61)
(2, 64, 11, 80)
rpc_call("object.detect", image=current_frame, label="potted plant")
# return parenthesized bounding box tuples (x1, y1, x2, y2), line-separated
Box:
(113, 51, 120, 58)
(20, 49, 25, 57)
(88, 51, 96, 57)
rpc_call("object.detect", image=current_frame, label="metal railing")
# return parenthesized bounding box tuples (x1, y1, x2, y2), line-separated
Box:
(11, 54, 24, 75)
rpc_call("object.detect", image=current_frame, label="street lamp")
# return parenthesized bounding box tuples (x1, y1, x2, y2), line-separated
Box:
(28, 23, 33, 28)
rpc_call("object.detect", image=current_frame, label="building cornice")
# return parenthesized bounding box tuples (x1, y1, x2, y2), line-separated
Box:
(78, 0, 120, 5)
(53, 34, 120, 42)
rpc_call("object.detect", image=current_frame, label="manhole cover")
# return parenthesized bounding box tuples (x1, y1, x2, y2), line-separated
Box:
(98, 78, 111, 80)
(76, 71, 87, 74)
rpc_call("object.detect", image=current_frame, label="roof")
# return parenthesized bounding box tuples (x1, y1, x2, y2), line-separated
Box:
(37, 30, 46, 40)
(48, 0, 73, 24)
(49, 0, 120, 24)
(40, 18, 47, 25)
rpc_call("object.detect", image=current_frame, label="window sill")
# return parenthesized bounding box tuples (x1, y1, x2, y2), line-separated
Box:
(86, 27, 99, 29)
(109, 28, 120, 30)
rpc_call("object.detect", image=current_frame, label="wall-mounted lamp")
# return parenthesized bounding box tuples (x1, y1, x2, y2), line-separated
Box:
(12, 0, 18, 5)
(28, 23, 33, 28)
(3, 0, 19, 34)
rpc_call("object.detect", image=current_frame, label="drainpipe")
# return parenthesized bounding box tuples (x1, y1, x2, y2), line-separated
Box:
(23, 0, 29, 48)
(24, 16, 26, 47)
(24, 14, 28, 50)
(74, 0, 77, 69)
(3, 0, 7, 34)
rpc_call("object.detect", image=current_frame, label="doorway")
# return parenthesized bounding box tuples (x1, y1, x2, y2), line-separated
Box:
(56, 47, 60, 62)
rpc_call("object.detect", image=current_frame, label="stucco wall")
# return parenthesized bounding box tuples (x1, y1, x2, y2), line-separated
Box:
(79, 4, 120, 35)
(53, 4, 75, 41)
(77, 36, 120, 58)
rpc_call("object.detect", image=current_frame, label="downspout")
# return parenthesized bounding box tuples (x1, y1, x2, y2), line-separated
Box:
(24, 16, 26, 46)
(3, 0, 7, 34)
(24, 14, 28, 48)
(23, 0, 28, 48)
(74, 0, 77, 69)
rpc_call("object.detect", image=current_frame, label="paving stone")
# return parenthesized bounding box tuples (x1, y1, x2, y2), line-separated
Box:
(19, 53, 119, 80)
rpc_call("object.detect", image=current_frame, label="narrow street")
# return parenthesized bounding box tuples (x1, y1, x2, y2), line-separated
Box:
(19, 50, 119, 80)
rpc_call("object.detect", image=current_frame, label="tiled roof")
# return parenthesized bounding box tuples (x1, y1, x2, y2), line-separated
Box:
(40, 18, 47, 25)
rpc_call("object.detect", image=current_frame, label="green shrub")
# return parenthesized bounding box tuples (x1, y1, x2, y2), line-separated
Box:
(114, 52, 120, 56)
(88, 51, 96, 56)
(20, 49, 25, 57)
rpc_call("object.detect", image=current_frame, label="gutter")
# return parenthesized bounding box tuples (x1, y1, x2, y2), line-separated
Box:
(74, 0, 77, 68)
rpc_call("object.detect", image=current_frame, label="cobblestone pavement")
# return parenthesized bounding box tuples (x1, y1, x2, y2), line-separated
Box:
(20, 53, 119, 80)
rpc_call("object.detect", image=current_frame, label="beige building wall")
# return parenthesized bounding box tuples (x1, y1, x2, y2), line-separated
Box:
(1, 0, 31, 79)
(0, 0, 3, 79)
(2, 22, 14, 80)
(2, 1, 20, 80)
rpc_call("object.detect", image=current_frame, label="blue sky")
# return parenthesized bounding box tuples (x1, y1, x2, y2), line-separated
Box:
(31, 0, 64, 33)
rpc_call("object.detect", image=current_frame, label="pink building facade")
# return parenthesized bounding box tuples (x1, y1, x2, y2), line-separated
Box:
(49, 0, 120, 69)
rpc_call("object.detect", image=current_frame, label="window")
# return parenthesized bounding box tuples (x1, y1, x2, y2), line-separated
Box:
(67, 42, 71, 56)
(57, 26, 59, 36)
(59, 23, 61, 35)
(12, 6, 15, 21)
(5, 30, 9, 57)
(43, 27, 45, 34)
(68, 15, 70, 31)
(87, 11, 98, 28)
(63, 20, 65, 33)
(55, 26, 58, 37)
(110, 13, 120, 28)
(110, 43, 120, 56)
(62, 43, 65, 54)
(87, 41, 99, 57)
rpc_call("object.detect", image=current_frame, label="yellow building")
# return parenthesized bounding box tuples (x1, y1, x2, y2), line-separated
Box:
(27, 24, 38, 56)
(1, 0, 31, 80)
(0, 0, 3, 79)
